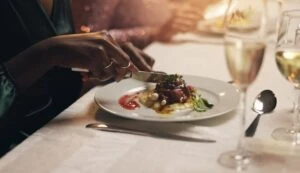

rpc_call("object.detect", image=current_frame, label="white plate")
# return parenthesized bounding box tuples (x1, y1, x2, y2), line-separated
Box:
(94, 75, 239, 122)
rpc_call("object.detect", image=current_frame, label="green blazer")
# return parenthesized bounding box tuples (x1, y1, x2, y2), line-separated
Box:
(0, 0, 74, 118)
(0, 65, 16, 118)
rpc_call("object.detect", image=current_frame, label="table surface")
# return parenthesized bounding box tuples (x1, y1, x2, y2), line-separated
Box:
(1, 33, 300, 173)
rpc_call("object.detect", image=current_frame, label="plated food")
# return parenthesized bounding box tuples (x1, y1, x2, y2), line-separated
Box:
(94, 75, 239, 122)
(119, 74, 213, 115)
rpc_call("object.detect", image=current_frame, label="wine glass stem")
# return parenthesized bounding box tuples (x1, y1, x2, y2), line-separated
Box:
(236, 89, 247, 155)
(292, 88, 300, 130)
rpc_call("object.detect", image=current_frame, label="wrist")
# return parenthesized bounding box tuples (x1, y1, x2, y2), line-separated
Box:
(4, 38, 57, 91)
(36, 38, 61, 67)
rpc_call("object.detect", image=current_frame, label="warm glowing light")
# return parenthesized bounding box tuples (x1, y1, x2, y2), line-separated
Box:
(283, 52, 298, 60)
(219, 92, 226, 96)
(80, 25, 91, 33)
(253, 100, 263, 113)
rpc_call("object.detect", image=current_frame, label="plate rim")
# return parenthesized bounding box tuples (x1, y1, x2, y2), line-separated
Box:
(94, 75, 240, 122)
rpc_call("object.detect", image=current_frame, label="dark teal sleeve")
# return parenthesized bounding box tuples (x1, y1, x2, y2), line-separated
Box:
(0, 64, 17, 118)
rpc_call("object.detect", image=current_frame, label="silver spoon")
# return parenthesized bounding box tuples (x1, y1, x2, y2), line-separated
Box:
(245, 90, 277, 137)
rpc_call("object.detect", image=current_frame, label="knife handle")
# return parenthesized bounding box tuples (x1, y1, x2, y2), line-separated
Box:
(91, 126, 151, 136)
(245, 114, 261, 137)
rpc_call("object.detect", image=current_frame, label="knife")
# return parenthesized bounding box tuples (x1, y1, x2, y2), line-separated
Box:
(72, 68, 168, 83)
(86, 123, 216, 143)
(129, 71, 168, 83)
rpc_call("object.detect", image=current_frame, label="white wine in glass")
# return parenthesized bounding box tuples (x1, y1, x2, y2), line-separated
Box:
(218, 0, 267, 170)
(276, 48, 300, 88)
(225, 39, 265, 89)
(273, 10, 300, 143)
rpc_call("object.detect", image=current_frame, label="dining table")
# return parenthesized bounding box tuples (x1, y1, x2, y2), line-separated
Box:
(1, 29, 300, 172)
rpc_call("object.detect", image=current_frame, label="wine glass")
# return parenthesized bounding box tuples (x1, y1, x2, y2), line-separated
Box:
(272, 10, 300, 144)
(218, 0, 267, 169)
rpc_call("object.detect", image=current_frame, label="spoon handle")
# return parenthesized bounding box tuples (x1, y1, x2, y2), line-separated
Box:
(245, 114, 261, 137)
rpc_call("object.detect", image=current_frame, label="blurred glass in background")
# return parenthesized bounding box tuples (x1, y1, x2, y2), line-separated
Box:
(199, 0, 282, 36)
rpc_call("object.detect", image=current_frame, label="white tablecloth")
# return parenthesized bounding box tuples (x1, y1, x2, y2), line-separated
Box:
(1, 33, 300, 173)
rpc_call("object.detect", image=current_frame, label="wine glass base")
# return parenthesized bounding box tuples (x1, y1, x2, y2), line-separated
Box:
(218, 150, 252, 170)
(272, 127, 300, 145)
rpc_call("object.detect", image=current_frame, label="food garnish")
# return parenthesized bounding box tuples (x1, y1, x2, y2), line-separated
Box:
(118, 74, 214, 114)
(138, 74, 213, 114)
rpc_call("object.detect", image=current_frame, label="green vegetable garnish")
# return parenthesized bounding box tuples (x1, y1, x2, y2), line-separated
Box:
(162, 74, 183, 83)
(192, 93, 214, 112)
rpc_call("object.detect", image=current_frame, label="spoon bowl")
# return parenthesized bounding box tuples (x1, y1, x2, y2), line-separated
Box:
(252, 90, 277, 114)
(245, 90, 277, 137)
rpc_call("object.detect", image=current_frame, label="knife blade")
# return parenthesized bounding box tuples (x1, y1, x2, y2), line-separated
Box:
(129, 71, 168, 83)
(86, 123, 216, 143)
(71, 68, 167, 83)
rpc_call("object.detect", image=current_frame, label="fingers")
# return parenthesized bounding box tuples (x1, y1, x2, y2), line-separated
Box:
(173, 2, 203, 21)
(98, 47, 115, 75)
(177, 7, 203, 19)
(100, 39, 132, 67)
(93, 33, 137, 80)
(117, 62, 139, 82)
(121, 42, 153, 71)
(165, 4, 203, 34)
(171, 22, 196, 33)
(175, 12, 202, 24)
(55, 32, 141, 82)
(173, 8, 203, 31)
(85, 32, 145, 81)
(136, 49, 155, 68)
(88, 31, 132, 68)
(96, 45, 138, 82)
(102, 31, 119, 45)
(169, 14, 201, 33)
(89, 45, 117, 79)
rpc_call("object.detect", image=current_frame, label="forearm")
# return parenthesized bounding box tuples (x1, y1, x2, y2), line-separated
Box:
(108, 27, 159, 49)
(4, 41, 56, 93)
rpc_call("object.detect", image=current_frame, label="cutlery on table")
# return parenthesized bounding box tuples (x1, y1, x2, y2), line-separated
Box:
(245, 90, 277, 137)
(86, 123, 216, 143)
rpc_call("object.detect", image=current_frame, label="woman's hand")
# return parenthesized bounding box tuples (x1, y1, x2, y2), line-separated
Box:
(120, 42, 155, 71)
(47, 32, 155, 81)
(5, 31, 154, 91)
(155, 2, 205, 42)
